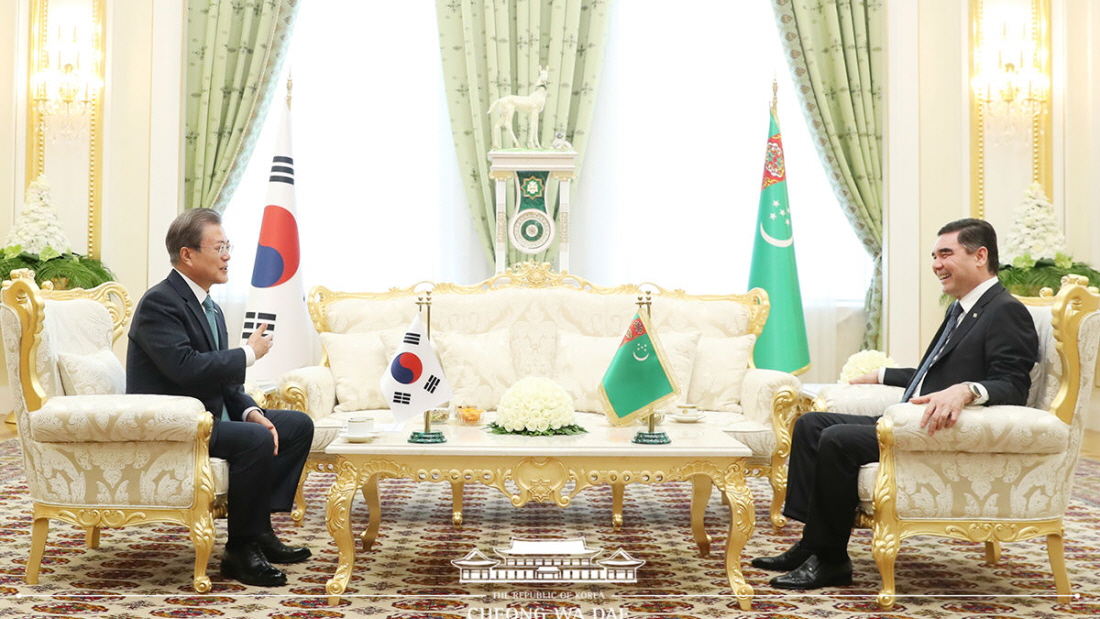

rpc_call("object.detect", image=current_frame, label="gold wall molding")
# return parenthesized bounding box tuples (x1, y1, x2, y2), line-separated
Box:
(24, 0, 105, 259)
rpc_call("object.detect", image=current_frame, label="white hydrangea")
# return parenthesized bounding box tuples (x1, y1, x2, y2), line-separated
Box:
(1002, 183, 1068, 267)
(839, 349, 898, 384)
(495, 377, 575, 433)
(6, 175, 71, 255)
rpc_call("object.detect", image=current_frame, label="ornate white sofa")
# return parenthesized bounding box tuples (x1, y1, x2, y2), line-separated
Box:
(0, 270, 229, 593)
(277, 263, 804, 526)
(805, 276, 1100, 607)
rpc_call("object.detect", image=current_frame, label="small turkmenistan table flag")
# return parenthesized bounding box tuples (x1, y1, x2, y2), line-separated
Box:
(599, 310, 680, 426)
(747, 105, 810, 374)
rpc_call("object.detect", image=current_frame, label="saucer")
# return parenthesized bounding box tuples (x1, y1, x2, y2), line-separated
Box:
(341, 430, 382, 443)
(670, 414, 704, 424)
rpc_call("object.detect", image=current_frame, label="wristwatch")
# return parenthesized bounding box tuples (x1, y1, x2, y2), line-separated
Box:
(966, 382, 982, 403)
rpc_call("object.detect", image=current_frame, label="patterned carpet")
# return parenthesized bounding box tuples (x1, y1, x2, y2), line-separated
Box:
(2, 437, 1100, 619)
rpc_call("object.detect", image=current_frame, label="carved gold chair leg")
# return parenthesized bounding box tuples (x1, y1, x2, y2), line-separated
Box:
(611, 482, 624, 530)
(1047, 532, 1072, 603)
(873, 540, 900, 610)
(984, 540, 1002, 564)
(768, 458, 788, 529)
(189, 512, 216, 593)
(450, 481, 464, 526)
(85, 526, 100, 548)
(291, 463, 311, 523)
(25, 516, 48, 584)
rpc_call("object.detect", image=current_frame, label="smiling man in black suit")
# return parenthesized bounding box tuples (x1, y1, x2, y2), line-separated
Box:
(753, 218, 1039, 589)
(127, 208, 314, 587)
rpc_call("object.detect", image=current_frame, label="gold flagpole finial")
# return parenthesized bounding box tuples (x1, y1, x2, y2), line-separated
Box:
(286, 69, 293, 110)
(771, 78, 778, 113)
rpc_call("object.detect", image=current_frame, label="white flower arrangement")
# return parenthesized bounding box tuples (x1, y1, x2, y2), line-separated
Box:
(490, 377, 585, 436)
(1002, 183, 1070, 268)
(839, 349, 897, 384)
(6, 174, 71, 257)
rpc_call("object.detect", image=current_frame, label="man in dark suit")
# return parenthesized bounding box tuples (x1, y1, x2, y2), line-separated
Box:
(127, 208, 314, 587)
(752, 218, 1038, 589)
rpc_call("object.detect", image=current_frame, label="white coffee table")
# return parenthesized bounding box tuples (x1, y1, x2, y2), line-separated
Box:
(323, 414, 756, 609)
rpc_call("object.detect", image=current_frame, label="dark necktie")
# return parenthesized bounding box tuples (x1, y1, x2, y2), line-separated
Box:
(901, 302, 963, 402)
(202, 295, 230, 421)
(202, 295, 220, 348)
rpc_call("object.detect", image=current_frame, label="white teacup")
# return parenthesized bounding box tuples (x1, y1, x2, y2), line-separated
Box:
(346, 415, 375, 437)
(675, 405, 701, 419)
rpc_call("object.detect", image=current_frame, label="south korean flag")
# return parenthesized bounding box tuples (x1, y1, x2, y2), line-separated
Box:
(380, 313, 453, 424)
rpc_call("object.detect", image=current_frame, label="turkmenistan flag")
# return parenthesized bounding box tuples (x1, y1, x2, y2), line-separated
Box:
(747, 107, 810, 374)
(599, 310, 680, 426)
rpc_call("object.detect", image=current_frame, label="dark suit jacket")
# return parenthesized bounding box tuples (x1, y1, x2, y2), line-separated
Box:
(882, 281, 1038, 406)
(127, 270, 258, 420)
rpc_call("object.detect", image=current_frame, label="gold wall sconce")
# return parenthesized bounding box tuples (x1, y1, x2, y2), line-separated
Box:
(969, 0, 1052, 220)
(25, 0, 105, 259)
(31, 22, 102, 123)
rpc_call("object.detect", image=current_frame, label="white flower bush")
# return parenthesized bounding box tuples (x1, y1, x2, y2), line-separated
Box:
(839, 349, 898, 384)
(494, 377, 576, 434)
(6, 175, 71, 256)
(1002, 183, 1069, 268)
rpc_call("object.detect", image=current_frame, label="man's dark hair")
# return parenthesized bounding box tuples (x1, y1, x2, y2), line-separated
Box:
(938, 218, 999, 274)
(166, 208, 222, 265)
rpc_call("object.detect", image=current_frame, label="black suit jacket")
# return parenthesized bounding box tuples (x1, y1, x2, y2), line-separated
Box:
(126, 270, 258, 420)
(883, 281, 1038, 406)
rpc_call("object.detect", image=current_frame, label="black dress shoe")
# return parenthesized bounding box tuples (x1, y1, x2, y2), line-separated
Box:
(220, 542, 288, 587)
(769, 555, 853, 590)
(751, 542, 813, 572)
(255, 531, 312, 564)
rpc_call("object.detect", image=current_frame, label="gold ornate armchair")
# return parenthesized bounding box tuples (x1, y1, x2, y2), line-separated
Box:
(0, 270, 229, 593)
(807, 276, 1100, 607)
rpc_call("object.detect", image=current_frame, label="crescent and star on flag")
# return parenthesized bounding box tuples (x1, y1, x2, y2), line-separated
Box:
(758, 120, 793, 249)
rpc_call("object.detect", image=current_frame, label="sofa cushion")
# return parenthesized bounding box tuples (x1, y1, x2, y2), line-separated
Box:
(687, 334, 755, 411)
(432, 329, 516, 410)
(57, 349, 125, 396)
(552, 332, 617, 413)
(321, 332, 389, 412)
(554, 330, 701, 414)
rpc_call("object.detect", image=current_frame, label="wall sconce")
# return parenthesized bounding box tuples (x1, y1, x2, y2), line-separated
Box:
(972, 13, 1048, 119)
(31, 21, 102, 133)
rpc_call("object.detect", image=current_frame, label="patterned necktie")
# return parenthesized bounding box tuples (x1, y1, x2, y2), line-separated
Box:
(202, 295, 230, 421)
(202, 295, 220, 348)
(901, 302, 964, 402)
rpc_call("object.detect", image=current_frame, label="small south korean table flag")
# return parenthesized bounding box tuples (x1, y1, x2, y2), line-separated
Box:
(380, 313, 453, 424)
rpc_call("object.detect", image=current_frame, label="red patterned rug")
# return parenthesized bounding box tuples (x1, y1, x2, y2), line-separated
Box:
(2, 440, 1100, 618)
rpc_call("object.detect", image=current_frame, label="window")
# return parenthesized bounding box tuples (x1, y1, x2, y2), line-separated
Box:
(222, 1, 873, 382)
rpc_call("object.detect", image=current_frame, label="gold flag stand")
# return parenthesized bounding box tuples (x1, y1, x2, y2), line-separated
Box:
(632, 292, 671, 445)
(408, 291, 446, 444)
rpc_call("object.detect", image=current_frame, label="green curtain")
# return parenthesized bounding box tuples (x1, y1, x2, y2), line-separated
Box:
(772, 0, 885, 349)
(436, 0, 611, 268)
(184, 0, 300, 213)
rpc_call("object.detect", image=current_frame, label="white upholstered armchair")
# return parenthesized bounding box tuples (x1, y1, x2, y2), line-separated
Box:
(805, 276, 1100, 607)
(0, 269, 229, 593)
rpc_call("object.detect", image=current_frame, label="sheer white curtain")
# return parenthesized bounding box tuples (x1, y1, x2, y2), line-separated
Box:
(222, 1, 872, 383)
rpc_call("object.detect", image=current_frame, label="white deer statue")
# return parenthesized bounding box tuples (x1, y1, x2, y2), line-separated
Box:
(487, 66, 549, 150)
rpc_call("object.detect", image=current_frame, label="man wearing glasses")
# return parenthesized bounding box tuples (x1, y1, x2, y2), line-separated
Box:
(127, 208, 314, 587)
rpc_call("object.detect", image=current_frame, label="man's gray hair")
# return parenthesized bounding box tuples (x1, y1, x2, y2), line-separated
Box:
(166, 208, 221, 265)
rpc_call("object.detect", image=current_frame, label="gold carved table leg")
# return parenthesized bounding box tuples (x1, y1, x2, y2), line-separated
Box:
(718, 462, 755, 611)
(361, 474, 382, 551)
(450, 481, 464, 526)
(690, 475, 712, 556)
(325, 459, 363, 605)
(611, 482, 624, 530)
